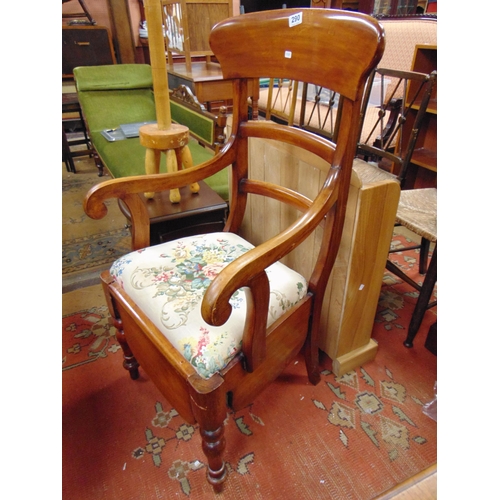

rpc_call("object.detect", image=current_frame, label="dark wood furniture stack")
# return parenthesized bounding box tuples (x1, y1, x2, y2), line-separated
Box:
(351, 67, 438, 348)
(62, 16, 116, 173)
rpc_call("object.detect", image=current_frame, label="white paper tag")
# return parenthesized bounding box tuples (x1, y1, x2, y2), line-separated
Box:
(289, 12, 303, 27)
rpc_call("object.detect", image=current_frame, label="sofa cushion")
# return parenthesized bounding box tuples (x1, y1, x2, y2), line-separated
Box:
(74, 64, 153, 91)
(110, 232, 308, 379)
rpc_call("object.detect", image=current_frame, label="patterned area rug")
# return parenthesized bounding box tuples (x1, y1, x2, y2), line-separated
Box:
(62, 158, 131, 279)
(62, 241, 437, 499)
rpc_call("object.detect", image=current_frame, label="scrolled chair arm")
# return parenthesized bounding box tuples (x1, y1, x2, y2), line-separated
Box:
(83, 144, 235, 248)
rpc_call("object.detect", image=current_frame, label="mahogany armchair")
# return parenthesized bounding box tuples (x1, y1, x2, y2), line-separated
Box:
(84, 9, 384, 490)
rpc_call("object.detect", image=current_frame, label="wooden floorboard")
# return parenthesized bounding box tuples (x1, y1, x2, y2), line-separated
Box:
(374, 464, 437, 499)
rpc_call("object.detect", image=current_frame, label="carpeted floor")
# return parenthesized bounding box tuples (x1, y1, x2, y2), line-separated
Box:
(62, 156, 132, 292)
(62, 161, 437, 498)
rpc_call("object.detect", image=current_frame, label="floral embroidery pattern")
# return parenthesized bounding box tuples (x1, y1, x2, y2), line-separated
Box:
(110, 233, 308, 379)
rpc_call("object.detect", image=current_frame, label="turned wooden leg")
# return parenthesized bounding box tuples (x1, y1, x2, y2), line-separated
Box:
(304, 340, 321, 386)
(189, 386, 228, 490)
(93, 151, 104, 177)
(113, 318, 140, 380)
(101, 272, 140, 380)
(144, 148, 161, 199)
(200, 425, 227, 491)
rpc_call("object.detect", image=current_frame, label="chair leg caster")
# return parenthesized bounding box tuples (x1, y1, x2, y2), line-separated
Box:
(403, 339, 414, 348)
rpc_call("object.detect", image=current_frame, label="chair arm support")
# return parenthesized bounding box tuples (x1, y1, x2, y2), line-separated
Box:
(242, 271, 270, 372)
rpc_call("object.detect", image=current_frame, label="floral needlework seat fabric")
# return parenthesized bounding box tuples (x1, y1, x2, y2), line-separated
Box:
(110, 232, 308, 379)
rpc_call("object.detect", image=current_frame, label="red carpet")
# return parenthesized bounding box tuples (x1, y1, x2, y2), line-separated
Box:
(62, 240, 437, 499)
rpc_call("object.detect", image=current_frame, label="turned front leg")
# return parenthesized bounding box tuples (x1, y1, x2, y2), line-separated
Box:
(113, 318, 140, 380)
(189, 385, 228, 490)
(101, 272, 140, 380)
(200, 425, 227, 490)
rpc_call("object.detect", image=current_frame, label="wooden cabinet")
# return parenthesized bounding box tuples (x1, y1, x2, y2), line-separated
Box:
(403, 44, 437, 189)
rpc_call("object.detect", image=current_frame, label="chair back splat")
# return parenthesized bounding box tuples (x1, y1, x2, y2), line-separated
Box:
(84, 8, 384, 491)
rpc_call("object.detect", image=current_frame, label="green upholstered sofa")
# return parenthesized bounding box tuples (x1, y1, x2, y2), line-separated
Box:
(73, 64, 229, 201)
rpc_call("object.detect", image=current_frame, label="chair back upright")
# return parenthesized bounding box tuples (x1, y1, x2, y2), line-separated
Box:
(210, 9, 385, 268)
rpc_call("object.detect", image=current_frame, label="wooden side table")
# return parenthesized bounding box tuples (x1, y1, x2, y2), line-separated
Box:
(118, 181, 228, 245)
(167, 61, 259, 117)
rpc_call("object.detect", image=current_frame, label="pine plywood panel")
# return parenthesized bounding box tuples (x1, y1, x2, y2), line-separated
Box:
(244, 138, 400, 375)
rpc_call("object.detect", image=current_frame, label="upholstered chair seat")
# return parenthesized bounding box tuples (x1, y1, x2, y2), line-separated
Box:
(110, 232, 307, 379)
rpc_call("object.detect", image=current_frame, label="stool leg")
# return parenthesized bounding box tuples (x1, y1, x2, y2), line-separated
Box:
(181, 145, 200, 194)
(144, 148, 161, 199)
(169, 149, 182, 203)
(404, 246, 437, 348)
